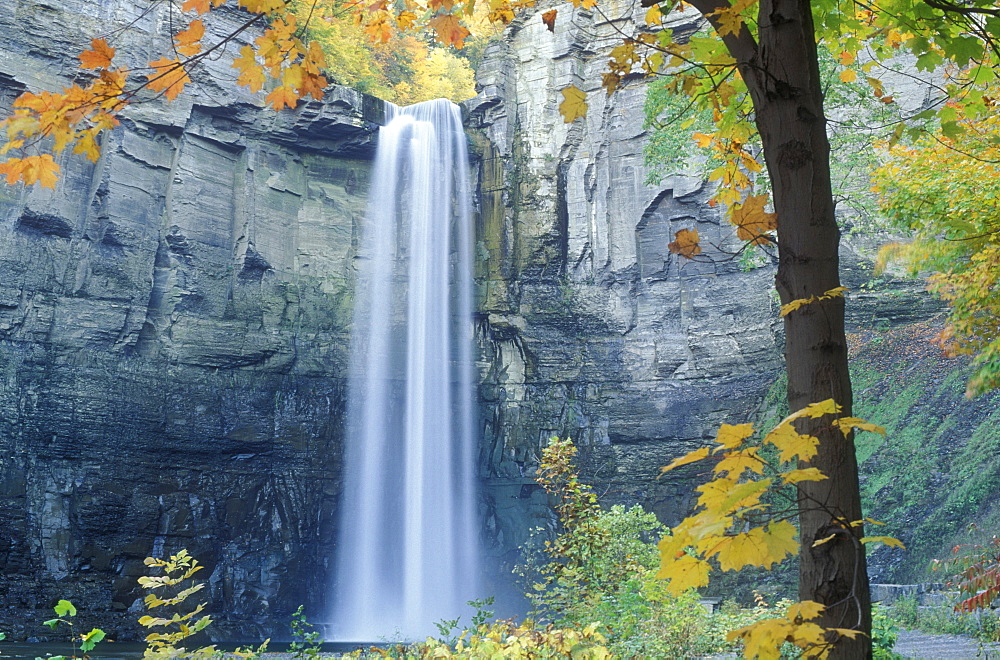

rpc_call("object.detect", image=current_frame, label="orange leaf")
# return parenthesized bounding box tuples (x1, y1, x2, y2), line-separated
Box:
(265, 85, 300, 110)
(174, 19, 205, 57)
(542, 9, 557, 31)
(396, 10, 418, 31)
(232, 45, 264, 93)
(730, 194, 776, 245)
(23, 154, 61, 189)
(668, 227, 702, 258)
(181, 0, 211, 13)
(79, 38, 115, 69)
(428, 13, 470, 48)
(147, 58, 191, 101)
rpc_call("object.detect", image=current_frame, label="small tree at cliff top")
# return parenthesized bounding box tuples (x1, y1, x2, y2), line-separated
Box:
(2, 0, 1000, 656)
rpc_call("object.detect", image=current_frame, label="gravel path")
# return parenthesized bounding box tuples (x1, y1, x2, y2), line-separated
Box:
(895, 629, 1000, 659)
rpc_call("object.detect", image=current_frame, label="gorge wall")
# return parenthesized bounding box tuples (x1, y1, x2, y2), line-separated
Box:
(0, 0, 381, 639)
(466, 1, 786, 563)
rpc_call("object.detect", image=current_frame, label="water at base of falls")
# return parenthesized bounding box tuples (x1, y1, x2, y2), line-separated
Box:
(330, 98, 479, 641)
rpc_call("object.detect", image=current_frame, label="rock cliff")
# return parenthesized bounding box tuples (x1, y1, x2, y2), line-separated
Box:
(0, 0, 381, 639)
(465, 1, 785, 562)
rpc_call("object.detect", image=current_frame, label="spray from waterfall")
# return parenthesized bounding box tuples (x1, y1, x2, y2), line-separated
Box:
(331, 98, 479, 641)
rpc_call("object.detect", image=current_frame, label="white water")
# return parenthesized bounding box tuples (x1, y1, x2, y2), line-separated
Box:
(331, 99, 479, 641)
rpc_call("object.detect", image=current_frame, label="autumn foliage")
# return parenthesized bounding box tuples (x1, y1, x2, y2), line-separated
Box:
(658, 400, 895, 659)
(874, 95, 1000, 396)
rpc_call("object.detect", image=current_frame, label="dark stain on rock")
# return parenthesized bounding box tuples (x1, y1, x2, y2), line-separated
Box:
(16, 210, 73, 239)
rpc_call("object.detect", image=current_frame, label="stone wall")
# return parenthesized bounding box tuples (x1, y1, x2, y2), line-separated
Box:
(0, 0, 380, 640)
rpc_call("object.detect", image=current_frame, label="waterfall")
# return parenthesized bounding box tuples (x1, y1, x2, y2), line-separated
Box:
(331, 98, 479, 641)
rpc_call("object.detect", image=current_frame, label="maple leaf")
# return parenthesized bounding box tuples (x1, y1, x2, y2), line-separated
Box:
(181, 0, 211, 13)
(715, 422, 754, 450)
(661, 446, 710, 473)
(558, 85, 588, 123)
(668, 227, 702, 258)
(174, 19, 205, 58)
(428, 0, 456, 11)
(833, 417, 886, 437)
(542, 9, 557, 31)
(232, 45, 264, 93)
(692, 132, 714, 148)
(711, 527, 773, 570)
(860, 535, 906, 549)
(396, 10, 418, 31)
(147, 58, 191, 101)
(656, 551, 711, 594)
(265, 84, 300, 110)
(731, 194, 776, 245)
(428, 13, 470, 48)
(79, 38, 115, 69)
(787, 601, 825, 622)
(73, 127, 102, 162)
(763, 423, 819, 462)
(839, 68, 858, 83)
(19, 154, 61, 188)
(713, 448, 764, 478)
(783, 468, 827, 484)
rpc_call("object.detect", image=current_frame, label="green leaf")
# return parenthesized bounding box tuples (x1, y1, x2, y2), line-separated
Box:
(80, 629, 106, 653)
(43, 619, 62, 629)
(53, 600, 76, 618)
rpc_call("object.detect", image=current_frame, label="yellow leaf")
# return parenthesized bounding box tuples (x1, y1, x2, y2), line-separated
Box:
(656, 551, 711, 594)
(696, 477, 769, 514)
(730, 193, 777, 245)
(795, 398, 842, 419)
(79, 38, 115, 69)
(787, 600, 824, 622)
(838, 51, 856, 66)
(783, 467, 828, 484)
(860, 535, 906, 549)
(668, 227, 702, 258)
(812, 533, 836, 547)
(692, 131, 714, 148)
(558, 85, 587, 123)
(833, 417, 886, 437)
(761, 520, 799, 568)
(764, 423, 819, 462)
(839, 69, 858, 83)
(831, 627, 864, 639)
(714, 448, 764, 478)
(660, 446, 710, 473)
(73, 127, 102, 162)
(715, 422, 754, 450)
(790, 621, 827, 648)
(232, 45, 264, 93)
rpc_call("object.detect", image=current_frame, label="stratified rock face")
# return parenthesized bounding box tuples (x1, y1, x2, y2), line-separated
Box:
(0, 0, 378, 640)
(464, 1, 785, 563)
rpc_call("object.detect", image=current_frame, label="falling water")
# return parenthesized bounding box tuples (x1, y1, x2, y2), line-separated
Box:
(331, 99, 479, 641)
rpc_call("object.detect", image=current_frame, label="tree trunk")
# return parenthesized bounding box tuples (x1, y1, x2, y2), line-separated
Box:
(688, 0, 873, 656)
(750, 1, 872, 656)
